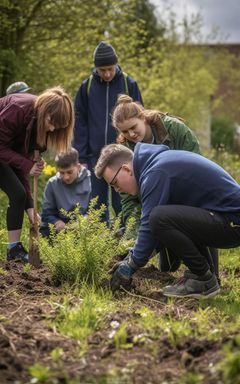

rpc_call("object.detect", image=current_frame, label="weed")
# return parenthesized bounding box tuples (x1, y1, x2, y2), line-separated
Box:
(0, 267, 7, 276)
(54, 285, 115, 351)
(178, 372, 204, 384)
(136, 307, 192, 347)
(191, 307, 227, 341)
(23, 263, 32, 273)
(50, 347, 64, 363)
(114, 321, 133, 350)
(0, 224, 7, 262)
(28, 363, 53, 382)
(218, 336, 240, 383)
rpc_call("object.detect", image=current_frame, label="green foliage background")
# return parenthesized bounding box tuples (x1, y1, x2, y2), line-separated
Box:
(1, 0, 240, 140)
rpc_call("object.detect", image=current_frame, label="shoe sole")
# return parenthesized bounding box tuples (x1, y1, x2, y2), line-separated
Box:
(7, 257, 28, 263)
(163, 287, 220, 299)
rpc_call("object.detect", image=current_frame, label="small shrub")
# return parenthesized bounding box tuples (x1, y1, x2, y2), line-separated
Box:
(40, 199, 132, 287)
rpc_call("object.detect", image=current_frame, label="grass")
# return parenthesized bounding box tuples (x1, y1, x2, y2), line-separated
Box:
(53, 285, 115, 350)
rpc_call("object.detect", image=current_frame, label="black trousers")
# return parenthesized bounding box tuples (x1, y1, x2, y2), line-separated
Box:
(0, 163, 32, 231)
(149, 205, 240, 276)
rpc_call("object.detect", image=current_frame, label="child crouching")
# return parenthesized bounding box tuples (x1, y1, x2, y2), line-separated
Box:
(40, 148, 91, 237)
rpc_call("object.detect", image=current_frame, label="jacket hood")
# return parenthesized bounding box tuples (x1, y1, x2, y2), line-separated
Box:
(92, 65, 123, 82)
(133, 143, 169, 184)
(56, 166, 90, 184)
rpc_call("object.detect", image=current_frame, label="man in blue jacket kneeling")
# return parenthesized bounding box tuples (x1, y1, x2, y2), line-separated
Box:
(95, 143, 240, 298)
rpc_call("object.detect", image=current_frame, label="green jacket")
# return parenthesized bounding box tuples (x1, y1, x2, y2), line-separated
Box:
(121, 113, 201, 234)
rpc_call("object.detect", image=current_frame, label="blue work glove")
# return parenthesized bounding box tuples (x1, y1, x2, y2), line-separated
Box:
(110, 252, 139, 293)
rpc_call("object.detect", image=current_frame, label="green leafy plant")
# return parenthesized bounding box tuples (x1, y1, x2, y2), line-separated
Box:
(114, 321, 133, 350)
(28, 363, 53, 382)
(23, 263, 32, 273)
(40, 199, 131, 287)
(50, 347, 64, 363)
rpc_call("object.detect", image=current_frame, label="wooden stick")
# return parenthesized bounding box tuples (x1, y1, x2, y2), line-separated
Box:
(29, 150, 41, 268)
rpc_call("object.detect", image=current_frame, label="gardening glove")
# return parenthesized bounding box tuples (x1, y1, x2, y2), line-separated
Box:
(114, 226, 125, 239)
(110, 251, 139, 293)
(108, 248, 134, 274)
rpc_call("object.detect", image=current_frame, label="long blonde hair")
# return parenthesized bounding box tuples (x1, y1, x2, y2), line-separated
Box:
(35, 86, 74, 153)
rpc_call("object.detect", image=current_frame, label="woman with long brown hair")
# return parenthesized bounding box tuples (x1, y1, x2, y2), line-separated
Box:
(0, 86, 74, 262)
(112, 94, 219, 281)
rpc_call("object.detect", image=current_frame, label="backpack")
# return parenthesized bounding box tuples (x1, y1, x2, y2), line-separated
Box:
(86, 72, 129, 96)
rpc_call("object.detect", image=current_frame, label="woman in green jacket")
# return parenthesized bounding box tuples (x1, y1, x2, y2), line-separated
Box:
(112, 94, 219, 279)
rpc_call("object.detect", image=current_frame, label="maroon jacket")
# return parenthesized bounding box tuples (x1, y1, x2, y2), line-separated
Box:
(0, 93, 39, 200)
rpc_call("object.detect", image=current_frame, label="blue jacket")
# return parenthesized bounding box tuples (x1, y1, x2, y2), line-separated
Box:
(132, 143, 240, 267)
(73, 66, 143, 164)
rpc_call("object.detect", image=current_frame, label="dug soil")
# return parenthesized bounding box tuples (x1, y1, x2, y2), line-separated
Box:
(0, 262, 225, 384)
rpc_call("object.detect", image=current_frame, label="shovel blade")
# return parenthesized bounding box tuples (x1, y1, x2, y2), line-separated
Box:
(29, 223, 41, 268)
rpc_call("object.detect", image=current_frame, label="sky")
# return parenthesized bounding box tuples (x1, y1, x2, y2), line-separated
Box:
(152, 0, 240, 43)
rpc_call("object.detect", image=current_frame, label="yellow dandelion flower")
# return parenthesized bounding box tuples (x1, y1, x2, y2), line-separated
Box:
(43, 164, 56, 176)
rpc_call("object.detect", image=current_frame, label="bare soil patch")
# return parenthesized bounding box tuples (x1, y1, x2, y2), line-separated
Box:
(0, 262, 225, 384)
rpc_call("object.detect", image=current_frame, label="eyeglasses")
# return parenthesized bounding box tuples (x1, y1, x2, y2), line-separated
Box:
(109, 166, 123, 186)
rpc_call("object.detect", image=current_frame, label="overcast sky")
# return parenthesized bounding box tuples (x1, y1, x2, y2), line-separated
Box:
(152, 0, 240, 43)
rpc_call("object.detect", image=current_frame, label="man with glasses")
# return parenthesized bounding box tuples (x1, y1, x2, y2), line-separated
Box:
(95, 142, 240, 298)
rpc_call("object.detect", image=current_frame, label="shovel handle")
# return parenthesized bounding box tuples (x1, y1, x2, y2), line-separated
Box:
(33, 176, 38, 220)
(29, 149, 41, 268)
(33, 150, 40, 221)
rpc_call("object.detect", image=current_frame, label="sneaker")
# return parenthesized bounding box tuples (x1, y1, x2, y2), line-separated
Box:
(163, 270, 220, 298)
(7, 243, 29, 263)
(158, 248, 181, 272)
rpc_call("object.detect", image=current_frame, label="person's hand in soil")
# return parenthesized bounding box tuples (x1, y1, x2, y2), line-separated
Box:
(113, 226, 125, 239)
(110, 252, 139, 293)
(108, 248, 133, 274)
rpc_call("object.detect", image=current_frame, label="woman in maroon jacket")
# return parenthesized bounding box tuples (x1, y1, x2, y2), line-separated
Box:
(0, 86, 74, 262)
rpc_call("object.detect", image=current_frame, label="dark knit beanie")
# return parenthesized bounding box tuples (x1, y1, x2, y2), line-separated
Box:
(93, 41, 118, 67)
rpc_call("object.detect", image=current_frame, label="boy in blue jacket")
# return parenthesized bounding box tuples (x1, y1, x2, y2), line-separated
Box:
(95, 143, 240, 298)
(73, 41, 143, 223)
(40, 148, 91, 237)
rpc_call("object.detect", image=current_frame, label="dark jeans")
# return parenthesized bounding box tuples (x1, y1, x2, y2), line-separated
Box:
(0, 163, 31, 230)
(90, 166, 121, 224)
(149, 205, 240, 276)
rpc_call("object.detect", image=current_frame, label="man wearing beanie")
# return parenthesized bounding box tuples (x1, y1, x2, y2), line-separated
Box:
(73, 41, 143, 223)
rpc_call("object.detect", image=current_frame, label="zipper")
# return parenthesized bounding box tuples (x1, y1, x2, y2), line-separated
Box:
(105, 83, 109, 145)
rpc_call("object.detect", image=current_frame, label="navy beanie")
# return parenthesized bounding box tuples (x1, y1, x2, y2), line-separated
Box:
(93, 41, 118, 67)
